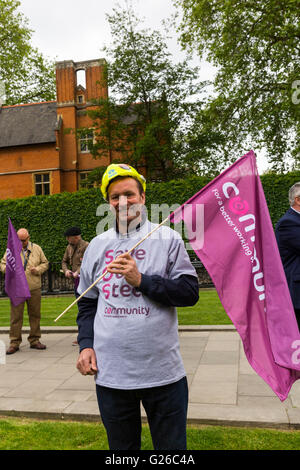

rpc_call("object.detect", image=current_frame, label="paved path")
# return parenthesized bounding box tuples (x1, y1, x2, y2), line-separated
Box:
(0, 326, 299, 428)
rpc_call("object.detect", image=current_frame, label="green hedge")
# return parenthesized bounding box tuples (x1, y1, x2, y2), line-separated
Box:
(0, 189, 102, 267)
(0, 171, 300, 265)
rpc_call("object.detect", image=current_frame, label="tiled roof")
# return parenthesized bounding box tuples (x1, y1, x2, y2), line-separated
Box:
(0, 101, 57, 148)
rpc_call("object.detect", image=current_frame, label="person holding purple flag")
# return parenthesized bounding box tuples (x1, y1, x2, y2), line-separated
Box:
(0, 223, 49, 354)
(76, 164, 199, 450)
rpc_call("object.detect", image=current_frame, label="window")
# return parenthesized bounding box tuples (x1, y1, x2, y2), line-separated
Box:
(77, 95, 84, 104)
(79, 172, 93, 189)
(76, 69, 86, 88)
(79, 131, 94, 153)
(34, 173, 50, 196)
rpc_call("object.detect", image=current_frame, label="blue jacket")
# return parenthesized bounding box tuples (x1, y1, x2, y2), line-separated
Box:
(275, 207, 300, 309)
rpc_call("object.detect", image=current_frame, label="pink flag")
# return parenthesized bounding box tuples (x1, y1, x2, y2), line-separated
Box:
(5, 219, 31, 306)
(170, 150, 300, 401)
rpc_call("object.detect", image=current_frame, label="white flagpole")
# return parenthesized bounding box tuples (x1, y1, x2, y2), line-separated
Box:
(54, 216, 170, 322)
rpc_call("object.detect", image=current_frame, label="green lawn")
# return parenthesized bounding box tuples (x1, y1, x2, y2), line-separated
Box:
(0, 416, 299, 450)
(0, 289, 232, 327)
(177, 289, 232, 325)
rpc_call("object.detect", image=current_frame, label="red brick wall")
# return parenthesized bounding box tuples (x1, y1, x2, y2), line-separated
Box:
(0, 143, 61, 199)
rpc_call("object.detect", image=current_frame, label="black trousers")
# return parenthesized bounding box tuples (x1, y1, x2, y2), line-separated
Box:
(294, 309, 300, 331)
(96, 376, 188, 451)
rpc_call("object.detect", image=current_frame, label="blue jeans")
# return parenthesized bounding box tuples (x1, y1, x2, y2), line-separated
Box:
(96, 376, 188, 450)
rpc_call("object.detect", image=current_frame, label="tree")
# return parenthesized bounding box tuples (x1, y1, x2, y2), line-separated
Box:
(174, 0, 300, 171)
(84, 4, 208, 181)
(0, 0, 56, 105)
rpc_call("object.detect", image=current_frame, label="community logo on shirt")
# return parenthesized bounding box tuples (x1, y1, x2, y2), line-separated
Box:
(104, 306, 150, 318)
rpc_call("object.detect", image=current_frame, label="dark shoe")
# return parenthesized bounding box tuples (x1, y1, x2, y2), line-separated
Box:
(6, 345, 19, 355)
(30, 341, 46, 350)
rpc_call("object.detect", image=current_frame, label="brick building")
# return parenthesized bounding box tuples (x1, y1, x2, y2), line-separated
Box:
(0, 59, 114, 200)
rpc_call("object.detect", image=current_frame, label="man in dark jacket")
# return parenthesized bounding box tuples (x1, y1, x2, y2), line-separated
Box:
(62, 227, 89, 295)
(275, 182, 300, 329)
(62, 227, 89, 345)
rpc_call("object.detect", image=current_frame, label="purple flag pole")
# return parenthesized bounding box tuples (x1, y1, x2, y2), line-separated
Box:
(5, 219, 31, 306)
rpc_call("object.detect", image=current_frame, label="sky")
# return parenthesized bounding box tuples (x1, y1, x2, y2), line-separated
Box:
(19, 0, 216, 78)
(18, 0, 268, 172)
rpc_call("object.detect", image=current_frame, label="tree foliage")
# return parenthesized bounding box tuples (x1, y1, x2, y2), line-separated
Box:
(0, 0, 56, 105)
(83, 5, 208, 181)
(174, 0, 300, 170)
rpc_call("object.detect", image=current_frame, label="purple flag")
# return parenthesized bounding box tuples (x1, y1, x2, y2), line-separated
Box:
(5, 219, 31, 306)
(170, 150, 300, 401)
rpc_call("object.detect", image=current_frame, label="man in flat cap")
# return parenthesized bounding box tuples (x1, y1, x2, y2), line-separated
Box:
(62, 227, 89, 344)
(62, 227, 89, 294)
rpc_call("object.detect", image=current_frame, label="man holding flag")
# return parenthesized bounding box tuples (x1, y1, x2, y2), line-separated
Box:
(76, 163, 199, 450)
(0, 222, 49, 354)
(72, 151, 300, 451)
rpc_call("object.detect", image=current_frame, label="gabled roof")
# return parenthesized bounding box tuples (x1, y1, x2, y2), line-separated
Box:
(0, 101, 58, 149)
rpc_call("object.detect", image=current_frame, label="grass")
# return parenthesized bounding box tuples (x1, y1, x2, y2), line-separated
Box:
(177, 289, 232, 325)
(0, 295, 78, 327)
(0, 289, 232, 327)
(0, 416, 299, 450)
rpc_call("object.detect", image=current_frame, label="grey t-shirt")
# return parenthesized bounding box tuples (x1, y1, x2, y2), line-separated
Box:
(78, 219, 197, 389)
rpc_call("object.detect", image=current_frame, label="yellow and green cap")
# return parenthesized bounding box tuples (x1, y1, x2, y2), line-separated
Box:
(101, 163, 146, 200)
